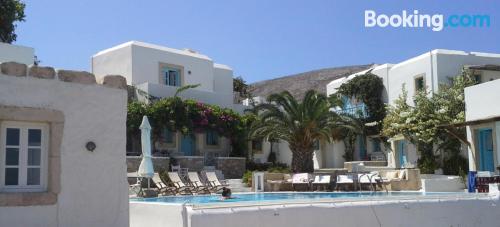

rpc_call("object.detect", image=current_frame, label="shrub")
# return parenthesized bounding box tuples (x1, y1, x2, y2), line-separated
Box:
(246, 161, 289, 172)
(242, 171, 253, 186)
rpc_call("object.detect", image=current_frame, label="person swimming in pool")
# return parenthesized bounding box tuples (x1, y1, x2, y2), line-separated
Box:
(221, 187, 233, 200)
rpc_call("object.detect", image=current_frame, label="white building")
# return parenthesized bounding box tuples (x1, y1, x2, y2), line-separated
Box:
(92, 41, 244, 111)
(464, 72, 500, 173)
(325, 49, 500, 170)
(251, 49, 500, 170)
(0, 43, 128, 226)
(93, 41, 246, 167)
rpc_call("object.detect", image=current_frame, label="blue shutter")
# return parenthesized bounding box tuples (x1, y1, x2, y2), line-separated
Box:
(175, 70, 181, 86)
(167, 69, 169, 85)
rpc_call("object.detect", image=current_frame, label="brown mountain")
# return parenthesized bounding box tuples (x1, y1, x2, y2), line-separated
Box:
(249, 64, 374, 99)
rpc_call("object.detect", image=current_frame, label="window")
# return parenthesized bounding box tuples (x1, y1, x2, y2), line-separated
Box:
(414, 76, 425, 92)
(161, 128, 175, 144)
(206, 130, 219, 146)
(252, 140, 262, 151)
(473, 73, 482, 84)
(164, 67, 181, 87)
(313, 140, 320, 150)
(372, 139, 381, 152)
(0, 122, 48, 192)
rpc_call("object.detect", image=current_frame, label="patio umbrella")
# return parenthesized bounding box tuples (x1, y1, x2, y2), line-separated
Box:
(138, 116, 154, 189)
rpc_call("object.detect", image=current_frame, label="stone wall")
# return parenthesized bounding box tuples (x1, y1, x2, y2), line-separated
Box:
(126, 157, 170, 172)
(173, 156, 205, 172)
(127, 155, 246, 179)
(215, 157, 246, 178)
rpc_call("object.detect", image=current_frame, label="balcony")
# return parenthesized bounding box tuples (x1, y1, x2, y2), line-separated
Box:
(335, 103, 369, 118)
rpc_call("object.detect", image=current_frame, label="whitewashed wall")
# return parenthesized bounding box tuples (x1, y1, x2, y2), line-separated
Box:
(187, 195, 500, 227)
(130, 194, 500, 227)
(465, 79, 500, 171)
(0, 69, 129, 226)
(0, 43, 34, 65)
(93, 41, 244, 111)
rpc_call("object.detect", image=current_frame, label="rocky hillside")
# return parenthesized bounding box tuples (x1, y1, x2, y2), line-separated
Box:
(249, 64, 373, 99)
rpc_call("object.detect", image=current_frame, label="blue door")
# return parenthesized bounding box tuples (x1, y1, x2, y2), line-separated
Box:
(358, 136, 366, 160)
(398, 140, 407, 167)
(181, 134, 195, 156)
(478, 129, 494, 172)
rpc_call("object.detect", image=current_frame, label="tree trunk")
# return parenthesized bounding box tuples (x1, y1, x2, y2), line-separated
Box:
(290, 147, 315, 173)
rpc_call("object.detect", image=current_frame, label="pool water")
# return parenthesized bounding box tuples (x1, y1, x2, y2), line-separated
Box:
(130, 191, 468, 205)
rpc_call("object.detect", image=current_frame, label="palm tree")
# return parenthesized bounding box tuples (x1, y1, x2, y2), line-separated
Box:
(248, 90, 353, 173)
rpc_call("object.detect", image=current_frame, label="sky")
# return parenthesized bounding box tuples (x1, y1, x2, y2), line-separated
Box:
(15, 0, 500, 83)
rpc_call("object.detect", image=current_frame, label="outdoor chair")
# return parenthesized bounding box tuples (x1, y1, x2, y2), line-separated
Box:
(205, 171, 229, 192)
(370, 171, 390, 192)
(358, 173, 378, 191)
(311, 175, 331, 191)
(167, 172, 193, 195)
(187, 172, 211, 194)
(335, 174, 354, 191)
(292, 173, 312, 191)
(152, 173, 176, 195)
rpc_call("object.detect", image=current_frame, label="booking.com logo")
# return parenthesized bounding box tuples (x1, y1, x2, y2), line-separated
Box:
(365, 10, 490, 31)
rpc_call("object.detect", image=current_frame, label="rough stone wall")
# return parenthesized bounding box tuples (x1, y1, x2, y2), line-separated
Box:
(0, 62, 127, 89)
(215, 157, 246, 178)
(126, 157, 170, 172)
(174, 157, 205, 172)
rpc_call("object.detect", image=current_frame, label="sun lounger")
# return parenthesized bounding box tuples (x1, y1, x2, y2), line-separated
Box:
(167, 172, 193, 195)
(292, 173, 312, 191)
(358, 173, 378, 191)
(312, 175, 331, 191)
(152, 173, 176, 195)
(205, 171, 229, 192)
(187, 172, 211, 194)
(335, 174, 354, 191)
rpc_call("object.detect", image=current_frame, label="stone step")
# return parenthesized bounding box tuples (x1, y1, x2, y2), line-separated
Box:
(226, 179, 243, 183)
(226, 178, 252, 193)
(231, 187, 253, 193)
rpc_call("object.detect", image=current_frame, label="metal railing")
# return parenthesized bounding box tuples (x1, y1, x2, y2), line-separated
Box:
(335, 104, 369, 118)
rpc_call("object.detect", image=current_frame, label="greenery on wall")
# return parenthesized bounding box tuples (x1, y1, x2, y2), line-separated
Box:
(127, 95, 255, 157)
(0, 0, 25, 43)
(382, 68, 476, 173)
(336, 72, 386, 126)
(334, 72, 386, 161)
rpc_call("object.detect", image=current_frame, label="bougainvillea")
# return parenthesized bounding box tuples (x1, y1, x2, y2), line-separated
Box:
(127, 96, 254, 156)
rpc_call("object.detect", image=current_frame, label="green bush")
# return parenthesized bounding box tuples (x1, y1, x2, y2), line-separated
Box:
(242, 162, 291, 187)
(242, 171, 252, 186)
(246, 161, 289, 171)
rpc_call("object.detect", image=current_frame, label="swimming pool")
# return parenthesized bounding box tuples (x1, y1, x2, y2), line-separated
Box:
(130, 191, 470, 205)
(130, 191, 499, 227)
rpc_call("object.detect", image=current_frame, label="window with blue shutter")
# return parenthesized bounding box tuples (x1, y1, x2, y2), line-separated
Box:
(163, 67, 181, 87)
(372, 139, 381, 152)
(162, 128, 174, 144)
(206, 130, 219, 146)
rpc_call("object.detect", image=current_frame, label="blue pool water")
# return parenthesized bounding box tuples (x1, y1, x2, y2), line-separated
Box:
(130, 191, 467, 205)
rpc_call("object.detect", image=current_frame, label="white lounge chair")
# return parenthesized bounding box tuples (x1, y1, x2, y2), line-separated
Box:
(335, 174, 354, 191)
(167, 172, 193, 195)
(292, 173, 312, 191)
(312, 175, 331, 191)
(205, 171, 229, 192)
(152, 173, 176, 195)
(187, 172, 211, 194)
(358, 172, 380, 191)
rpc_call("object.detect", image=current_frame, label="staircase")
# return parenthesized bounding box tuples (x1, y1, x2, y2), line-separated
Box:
(226, 179, 252, 193)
